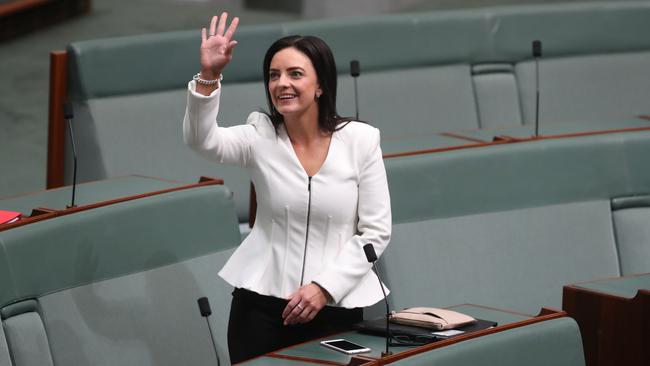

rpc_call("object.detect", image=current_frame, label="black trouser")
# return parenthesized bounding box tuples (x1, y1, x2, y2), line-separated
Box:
(227, 288, 363, 364)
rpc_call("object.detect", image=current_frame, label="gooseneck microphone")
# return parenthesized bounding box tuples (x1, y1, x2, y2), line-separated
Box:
(350, 60, 361, 120)
(532, 40, 542, 138)
(63, 102, 77, 208)
(363, 243, 392, 357)
(197, 297, 221, 366)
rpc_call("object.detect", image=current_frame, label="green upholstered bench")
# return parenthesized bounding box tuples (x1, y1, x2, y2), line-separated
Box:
(255, 307, 583, 366)
(0, 183, 240, 365)
(0, 175, 185, 216)
(48, 1, 650, 225)
(374, 129, 650, 317)
(611, 194, 650, 275)
(390, 317, 585, 366)
(0, 319, 10, 366)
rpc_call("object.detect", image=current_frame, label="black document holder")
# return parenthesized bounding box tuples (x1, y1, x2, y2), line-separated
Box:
(355, 317, 497, 341)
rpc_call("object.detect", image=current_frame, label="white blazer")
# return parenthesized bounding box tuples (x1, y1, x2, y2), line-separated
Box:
(183, 82, 391, 308)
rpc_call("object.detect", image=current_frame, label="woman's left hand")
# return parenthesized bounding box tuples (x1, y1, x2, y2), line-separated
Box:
(282, 283, 331, 325)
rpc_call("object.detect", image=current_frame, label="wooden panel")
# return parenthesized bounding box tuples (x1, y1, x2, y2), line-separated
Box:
(249, 182, 257, 228)
(563, 277, 650, 366)
(47, 50, 67, 189)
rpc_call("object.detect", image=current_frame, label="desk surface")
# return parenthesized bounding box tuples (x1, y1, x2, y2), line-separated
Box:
(449, 118, 650, 142)
(572, 273, 650, 298)
(382, 133, 473, 157)
(0, 175, 185, 215)
(243, 304, 550, 366)
(380, 118, 650, 158)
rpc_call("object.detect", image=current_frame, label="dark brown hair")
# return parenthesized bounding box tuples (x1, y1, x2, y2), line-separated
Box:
(262, 35, 352, 133)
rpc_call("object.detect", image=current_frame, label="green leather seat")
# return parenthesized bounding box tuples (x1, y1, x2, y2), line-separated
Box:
(374, 130, 650, 316)
(0, 184, 241, 365)
(611, 195, 650, 275)
(391, 317, 585, 366)
(60, 1, 650, 226)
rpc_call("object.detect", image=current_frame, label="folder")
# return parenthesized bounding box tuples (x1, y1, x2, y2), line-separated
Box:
(0, 210, 21, 224)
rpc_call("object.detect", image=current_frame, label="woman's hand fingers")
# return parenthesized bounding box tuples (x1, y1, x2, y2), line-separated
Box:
(216, 12, 227, 37)
(225, 40, 238, 56)
(224, 16, 239, 41)
(283, 292, 308, 325)
(305, 308, 318, 322)
(199, 13, 239, 77)
(209, 15, 218, 37)
(284, 303, 305, 325)
(282, 283, 329, 325)
(282, 292, 298, 319)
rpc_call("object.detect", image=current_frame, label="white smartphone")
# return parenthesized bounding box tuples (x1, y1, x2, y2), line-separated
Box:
(320, 339, 371, 354)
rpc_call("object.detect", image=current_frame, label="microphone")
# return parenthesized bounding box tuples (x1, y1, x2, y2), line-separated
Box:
(63, 102, 77, 208)
(197, 297, 221, 366)
(350, 60, 360, 120)
(363, 243, 392, 357)
(532, 40, 542, 138)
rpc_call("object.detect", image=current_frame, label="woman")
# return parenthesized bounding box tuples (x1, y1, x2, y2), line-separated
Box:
(183, 12, 391, 363)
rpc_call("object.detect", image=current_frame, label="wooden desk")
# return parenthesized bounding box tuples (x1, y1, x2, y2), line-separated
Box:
(563, 273, 650, 366)
(0, 175, 183, 214)
(240, 304, 567, 366)
(0, 175, 221, 231)
(442, 118, 650, 143)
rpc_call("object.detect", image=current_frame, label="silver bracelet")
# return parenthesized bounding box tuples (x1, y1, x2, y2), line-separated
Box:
(193, 72, 223, 86)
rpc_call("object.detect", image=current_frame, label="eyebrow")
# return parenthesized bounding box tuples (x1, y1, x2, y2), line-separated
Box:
(269, 66, 306, 72)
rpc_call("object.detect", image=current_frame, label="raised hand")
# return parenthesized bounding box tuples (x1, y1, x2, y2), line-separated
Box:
(200, 12, 239, 80)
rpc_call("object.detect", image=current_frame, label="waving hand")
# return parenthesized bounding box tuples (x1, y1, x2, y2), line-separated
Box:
(200, 12, 239, 81)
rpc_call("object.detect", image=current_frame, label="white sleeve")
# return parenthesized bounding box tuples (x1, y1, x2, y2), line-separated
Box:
(312, 128, 392, 304)
(182, 80, 259, 167)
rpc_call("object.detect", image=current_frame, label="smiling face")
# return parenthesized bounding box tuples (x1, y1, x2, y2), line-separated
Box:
(268, 47, 322, 121)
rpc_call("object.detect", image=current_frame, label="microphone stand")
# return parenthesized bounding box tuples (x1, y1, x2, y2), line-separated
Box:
(373, 262, 392, 357)
(63, 102, 77, 208)
(532, 40, 542, 138)
(363, 243, 392, 357)
(350, 60, 360, 120)
(534, 56, 540, 137)
(197, 297, 221, 366)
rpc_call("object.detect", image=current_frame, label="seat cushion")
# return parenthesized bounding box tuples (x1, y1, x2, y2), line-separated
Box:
(381, 200, 620, 314)
(337, 64, 479, 139)
(516, 51, 650, 124)
(40, 249, 235, 366)
(472, 64, 522, 128)
(3, 311, 54, 366)
(612, 203, 650, 275)
(69, 81, 266, 222)
(394, 317, 585, 366)
(0, 320, 10, 366)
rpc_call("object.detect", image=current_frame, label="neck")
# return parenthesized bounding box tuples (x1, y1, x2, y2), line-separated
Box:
(283, 106, 325, 145)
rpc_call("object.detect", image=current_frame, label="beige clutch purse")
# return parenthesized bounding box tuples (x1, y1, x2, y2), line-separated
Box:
(389, 307, 477, 330)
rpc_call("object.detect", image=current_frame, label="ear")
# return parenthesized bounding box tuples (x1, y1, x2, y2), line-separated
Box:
(315, 87, 323, 98)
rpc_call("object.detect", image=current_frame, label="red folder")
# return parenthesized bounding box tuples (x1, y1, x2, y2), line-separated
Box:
(0, 210, 21, 224)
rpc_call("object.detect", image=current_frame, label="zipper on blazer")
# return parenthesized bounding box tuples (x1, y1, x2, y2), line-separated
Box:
(299, 176, 312, 286)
